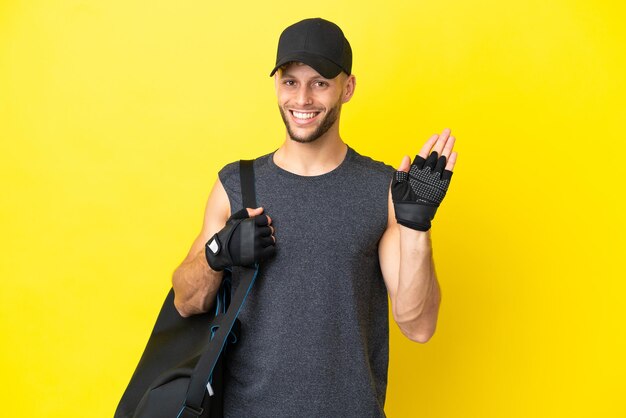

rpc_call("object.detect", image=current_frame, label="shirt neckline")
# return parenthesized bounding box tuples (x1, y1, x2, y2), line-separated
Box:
(267, 144, 355, 180)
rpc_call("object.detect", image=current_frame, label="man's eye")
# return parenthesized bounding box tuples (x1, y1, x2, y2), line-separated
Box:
(314, 81, 328, 87)
(283, 80, 295, 86)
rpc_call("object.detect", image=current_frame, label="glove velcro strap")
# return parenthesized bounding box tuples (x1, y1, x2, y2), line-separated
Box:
(393, 201, 438, 232)
(205, 218, 246, 271)
(238, 218, 256, 266)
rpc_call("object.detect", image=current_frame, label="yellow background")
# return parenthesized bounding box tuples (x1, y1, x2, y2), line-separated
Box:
(1, 1, 624, 417)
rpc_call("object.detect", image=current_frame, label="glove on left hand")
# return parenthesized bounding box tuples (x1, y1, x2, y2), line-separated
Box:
(205, 208, 275, 271)
(391, 151, 453, 231)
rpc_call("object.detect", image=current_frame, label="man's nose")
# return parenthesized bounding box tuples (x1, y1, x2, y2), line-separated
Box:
(295, 85, 313, 106)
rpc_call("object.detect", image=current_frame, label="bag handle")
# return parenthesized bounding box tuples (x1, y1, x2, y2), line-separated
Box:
(179, 159, 259, 417)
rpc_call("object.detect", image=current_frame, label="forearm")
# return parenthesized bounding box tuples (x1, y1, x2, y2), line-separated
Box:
(172, 249, 224, 317)
(394, 227, 441, 343)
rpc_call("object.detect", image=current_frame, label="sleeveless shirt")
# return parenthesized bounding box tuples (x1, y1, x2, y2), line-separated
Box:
(218, 144, 396, 418)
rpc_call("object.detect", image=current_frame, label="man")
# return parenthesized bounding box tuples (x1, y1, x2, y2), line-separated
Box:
(172, 17, 457, 417)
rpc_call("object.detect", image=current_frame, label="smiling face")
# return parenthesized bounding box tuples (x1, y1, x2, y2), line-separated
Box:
(275, 61, 355, 144)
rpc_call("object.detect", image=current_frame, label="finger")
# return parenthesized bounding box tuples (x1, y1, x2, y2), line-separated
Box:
(418, 134, 439, 159)
(397, 155, 411, 172)
(412, 155, 426, 170)
(259, 235, 275, 246)
(434, 154, 447, 174)
(267, 214, 272, 225)
(445, 151, 457, 172)
(259, 244, 276, 260)
(424, 150, 438, 170)
(392, 171, 417, 201)
(246, 207, 263, 217)
(259, 223, 274, 237)
(257, 225, 271, 237)
(432, 128, 451, 156)
(254, 215, 269, 226)
(441, 135, 456, 159)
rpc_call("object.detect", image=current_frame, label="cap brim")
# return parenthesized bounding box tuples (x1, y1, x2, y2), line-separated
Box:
(269, 51, 344, 79)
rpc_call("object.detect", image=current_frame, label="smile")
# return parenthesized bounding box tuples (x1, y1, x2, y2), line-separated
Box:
(289, 110, 321, 125)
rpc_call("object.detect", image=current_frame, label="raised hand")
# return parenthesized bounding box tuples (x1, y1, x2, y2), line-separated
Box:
(391, 128, 457, 231)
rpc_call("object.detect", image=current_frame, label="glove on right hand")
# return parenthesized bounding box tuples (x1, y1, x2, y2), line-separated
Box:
(205, 208, 276, 271)
(391, 151, 453, 231)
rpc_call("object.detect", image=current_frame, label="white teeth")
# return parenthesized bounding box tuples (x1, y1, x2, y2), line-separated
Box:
(292, 111, 319, 120)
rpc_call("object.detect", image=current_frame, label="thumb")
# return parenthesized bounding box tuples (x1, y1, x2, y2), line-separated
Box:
(246, 207, 264, 217)
(397, 155, 411, 173)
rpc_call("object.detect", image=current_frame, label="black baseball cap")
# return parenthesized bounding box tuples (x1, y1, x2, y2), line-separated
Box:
(269, 18, 352, 79)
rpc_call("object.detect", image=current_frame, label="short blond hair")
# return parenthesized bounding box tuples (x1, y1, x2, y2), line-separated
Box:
(276, 61, 300, 76)
(276, 61, 348, 81)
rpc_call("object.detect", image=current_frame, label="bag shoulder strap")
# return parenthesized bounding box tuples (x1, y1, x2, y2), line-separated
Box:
(239, 159, 257, 209)
(182, 158, 260, 417)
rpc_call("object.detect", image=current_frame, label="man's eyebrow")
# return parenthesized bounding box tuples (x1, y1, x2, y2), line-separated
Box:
(280, 72, 329, 81)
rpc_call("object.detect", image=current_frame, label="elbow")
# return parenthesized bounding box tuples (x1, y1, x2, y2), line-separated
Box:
(173, 294, 209, 318)
(173, 293, 193, 318)
(394, 287, 441, 344)
(172, 270, 196, 318)
(396, 316, 436, 343)
(394, 310, 437, 344)
(405, 330, 435, 344)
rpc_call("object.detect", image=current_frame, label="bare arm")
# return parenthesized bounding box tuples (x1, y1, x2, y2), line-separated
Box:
(379, 185, 442, 343)
(172, 176, 230, 317)
(379, 128, 457, 342)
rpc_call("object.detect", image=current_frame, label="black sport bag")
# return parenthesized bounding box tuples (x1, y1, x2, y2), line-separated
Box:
(115, 159, 258, 418)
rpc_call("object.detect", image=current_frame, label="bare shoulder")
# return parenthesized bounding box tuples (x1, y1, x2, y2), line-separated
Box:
(202, 175, 231, 230)
(181, 176, 231, 264)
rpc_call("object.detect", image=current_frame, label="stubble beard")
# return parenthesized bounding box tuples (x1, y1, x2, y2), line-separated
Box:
(278, 100, 341, 144)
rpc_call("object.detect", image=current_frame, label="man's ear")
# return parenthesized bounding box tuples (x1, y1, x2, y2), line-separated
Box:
(342, 74, 356, 103)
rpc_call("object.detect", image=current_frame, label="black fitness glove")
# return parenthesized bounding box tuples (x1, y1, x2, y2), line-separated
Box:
(205, 208, 276, 271)
(391, 151, 453, 231)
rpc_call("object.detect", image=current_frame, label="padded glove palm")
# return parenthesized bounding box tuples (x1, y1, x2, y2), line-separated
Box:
(205, 208, 276, 271)
(391, 151, 453, 231)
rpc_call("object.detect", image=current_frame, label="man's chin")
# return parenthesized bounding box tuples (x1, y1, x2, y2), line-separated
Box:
(287, 132, 319, 144)
(285, 124, 320, 143)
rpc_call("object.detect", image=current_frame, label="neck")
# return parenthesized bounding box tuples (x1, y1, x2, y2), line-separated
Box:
(273, 132, 348, 176)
